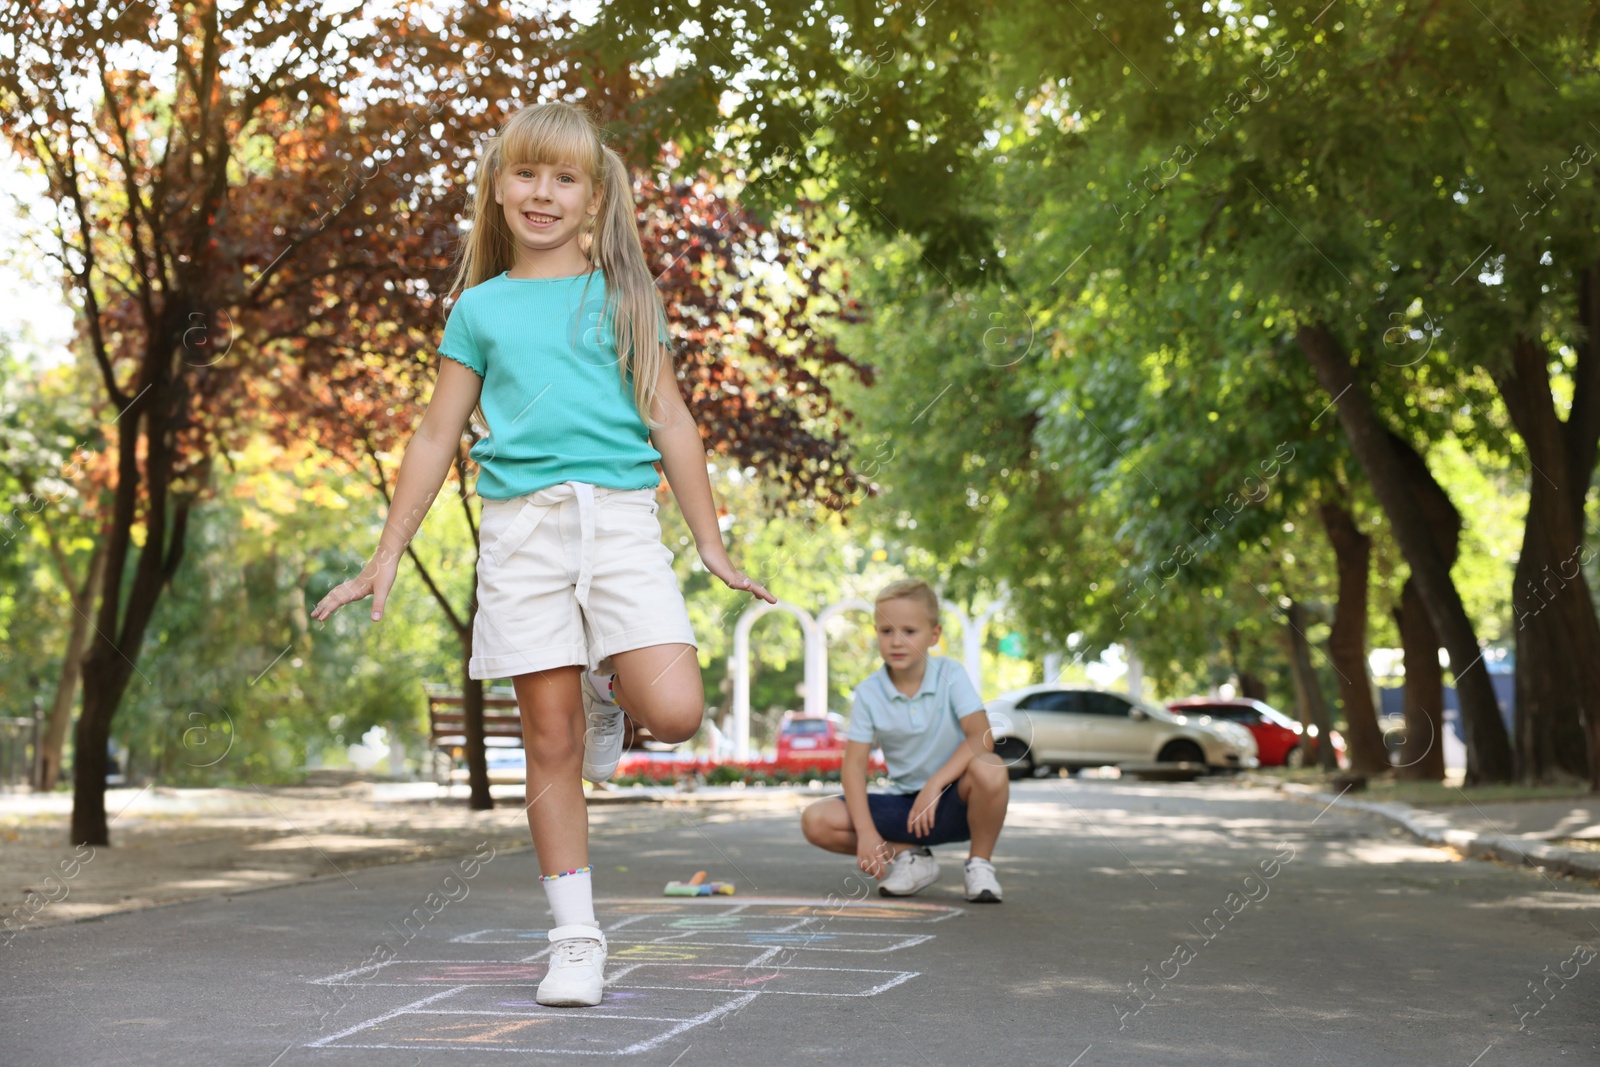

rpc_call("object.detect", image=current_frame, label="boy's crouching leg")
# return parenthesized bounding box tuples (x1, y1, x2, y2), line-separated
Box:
(962, 752, 1011, 800)
(801, 797, 857, 855)
(961, 754, 1010, 859)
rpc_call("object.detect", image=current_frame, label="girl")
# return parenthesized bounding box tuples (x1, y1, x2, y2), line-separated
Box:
(310, 101, 774, 1008)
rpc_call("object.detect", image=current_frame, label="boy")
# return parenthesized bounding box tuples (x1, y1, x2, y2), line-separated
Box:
(800, 579, 1010, 902)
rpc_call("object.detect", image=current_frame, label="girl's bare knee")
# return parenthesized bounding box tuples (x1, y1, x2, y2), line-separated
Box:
(631, 694, 703, 744)
(524, 726, 582, 771)
(649, 708, 702, 745)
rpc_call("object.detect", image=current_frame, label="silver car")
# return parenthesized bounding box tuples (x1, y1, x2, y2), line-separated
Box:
(985, 685, 1259, 778)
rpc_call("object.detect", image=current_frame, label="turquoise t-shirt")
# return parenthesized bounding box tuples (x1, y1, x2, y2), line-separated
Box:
(438, 270, 665, 500)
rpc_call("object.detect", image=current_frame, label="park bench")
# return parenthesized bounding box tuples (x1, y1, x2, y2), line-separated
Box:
(423, 682, 660, 785)
(425, 683, 523, 786)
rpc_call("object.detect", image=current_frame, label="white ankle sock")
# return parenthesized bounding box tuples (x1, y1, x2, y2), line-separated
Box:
(541, 866, 597, 929)
(587, 670, 618, 706)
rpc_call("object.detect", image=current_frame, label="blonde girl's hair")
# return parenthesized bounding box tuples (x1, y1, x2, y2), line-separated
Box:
(875, 579, 941, 628)
(448, 101, 667, 431)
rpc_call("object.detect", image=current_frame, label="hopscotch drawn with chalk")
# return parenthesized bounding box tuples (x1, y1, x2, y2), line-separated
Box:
(306, 895, 962, 1055)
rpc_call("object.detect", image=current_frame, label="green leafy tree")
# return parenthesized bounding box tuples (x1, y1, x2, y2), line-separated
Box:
(600, 0, 1600, 785)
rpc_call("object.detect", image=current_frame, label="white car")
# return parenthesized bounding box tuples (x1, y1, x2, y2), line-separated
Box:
(985, 685, 1259, 778)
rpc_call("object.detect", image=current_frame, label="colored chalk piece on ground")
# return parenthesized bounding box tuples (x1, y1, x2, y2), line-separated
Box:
(663, 870, 737, 896)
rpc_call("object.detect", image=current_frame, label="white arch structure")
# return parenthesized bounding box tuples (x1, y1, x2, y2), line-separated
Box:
(728, 590, 1009, 761)
(941, 594, 1009, 692)
(811, 598, 876, 725)
(730, 601, 816, 762)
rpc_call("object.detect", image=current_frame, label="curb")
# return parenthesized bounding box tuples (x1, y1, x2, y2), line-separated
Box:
(585, 784, 836, 805)
(1276, 782, 1600, 882)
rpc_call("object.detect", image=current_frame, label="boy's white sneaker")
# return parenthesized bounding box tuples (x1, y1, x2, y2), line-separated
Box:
(536, 924, 608, 1007)
(581, 671, 625, 783)
(964, 857, 1003, 903)
(878, 847, 940, 897)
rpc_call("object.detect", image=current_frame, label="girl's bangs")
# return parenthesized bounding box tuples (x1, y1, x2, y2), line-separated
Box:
(498, 111, 598, 176)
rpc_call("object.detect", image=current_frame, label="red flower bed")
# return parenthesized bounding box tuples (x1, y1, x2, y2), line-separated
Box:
(609, 753, 885, 784)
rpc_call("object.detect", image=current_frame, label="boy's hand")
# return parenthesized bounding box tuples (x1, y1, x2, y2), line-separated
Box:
(907, 783, 945, 838)
(311, 551, 401, 622)
(856, 832, 893, 880)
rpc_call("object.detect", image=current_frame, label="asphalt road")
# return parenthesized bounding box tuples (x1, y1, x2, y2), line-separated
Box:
(4, 778, 1597, 1066)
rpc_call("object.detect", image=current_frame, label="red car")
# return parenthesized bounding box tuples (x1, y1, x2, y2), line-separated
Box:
(775, 713, 848, 764)
(1167, 698, 1347, 768)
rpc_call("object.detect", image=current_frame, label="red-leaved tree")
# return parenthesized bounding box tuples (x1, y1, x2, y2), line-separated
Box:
(1, 0, 866, 839)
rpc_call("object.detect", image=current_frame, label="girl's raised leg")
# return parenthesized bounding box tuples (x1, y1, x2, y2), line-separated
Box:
(608, 643, 704, 744)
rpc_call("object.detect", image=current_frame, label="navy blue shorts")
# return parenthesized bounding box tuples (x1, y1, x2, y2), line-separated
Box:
(866, 781, 971, 846)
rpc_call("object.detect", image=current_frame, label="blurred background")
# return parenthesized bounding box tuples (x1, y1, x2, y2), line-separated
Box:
(2, 0, 1593, 840)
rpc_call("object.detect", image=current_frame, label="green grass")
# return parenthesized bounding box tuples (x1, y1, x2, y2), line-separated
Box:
(1245, 767, 1596, 806)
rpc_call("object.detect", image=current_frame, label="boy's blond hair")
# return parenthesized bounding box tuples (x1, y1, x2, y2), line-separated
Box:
(874, 579, 940, 628)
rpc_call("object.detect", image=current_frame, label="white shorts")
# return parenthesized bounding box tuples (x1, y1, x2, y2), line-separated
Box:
(468, 481, 698, 680)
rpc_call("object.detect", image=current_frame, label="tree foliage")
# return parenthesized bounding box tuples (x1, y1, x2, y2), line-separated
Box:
(0, 0, 870, 839)
(604, 0, 1600, 781)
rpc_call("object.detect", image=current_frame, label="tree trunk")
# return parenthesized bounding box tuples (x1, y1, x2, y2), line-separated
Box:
(461, 640, 493, 811)
(1296, 323, 1514, 783)
(1494, 330, 1600, 787)
(1509, 531, 1594, 782)
(1225, 629, 1269, 700)
(71, 377, 196, 846)
(1318, 500, 1390, 775)
(37, 541, 106, 792)
(1388, 422, 1465, 790)
(1385, 426, 1465, 785)
(1393, 577, 1447, 781)
(1283, 599, 1337, 770)
(72, 658, 120, 845)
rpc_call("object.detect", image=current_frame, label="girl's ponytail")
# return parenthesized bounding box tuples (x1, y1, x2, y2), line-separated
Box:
(449, 131, 513, 434)
(590, 144, 666, 430)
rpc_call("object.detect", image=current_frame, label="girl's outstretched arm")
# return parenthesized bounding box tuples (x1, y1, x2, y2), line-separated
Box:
(649, 357, 776, 604)
(310, 359, 485, 623)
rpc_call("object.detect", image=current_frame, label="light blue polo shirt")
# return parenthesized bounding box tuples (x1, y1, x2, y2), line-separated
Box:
(845, 656, 986, 793)
(438, 270, 667, 500)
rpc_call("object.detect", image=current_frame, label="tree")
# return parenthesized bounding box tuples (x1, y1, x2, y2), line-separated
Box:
(1, 0, 868, 842)
(1317, 495, 1388, 774)
(601, 0, 1600, 784)
(2, 0, 570, 842)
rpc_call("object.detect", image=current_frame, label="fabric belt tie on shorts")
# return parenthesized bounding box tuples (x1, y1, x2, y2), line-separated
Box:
(482, 481, 597, 610)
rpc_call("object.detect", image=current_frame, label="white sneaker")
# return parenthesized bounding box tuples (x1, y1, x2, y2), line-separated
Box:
(581, 671, 625, 783)
(964, 857, 1003, 903)
(878, 847, 940, 897)
(536, 924, 608, 1007)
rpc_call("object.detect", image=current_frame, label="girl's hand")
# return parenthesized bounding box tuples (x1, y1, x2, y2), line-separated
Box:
(701, 551, 776, 604)
(311, 551, 401, 622)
